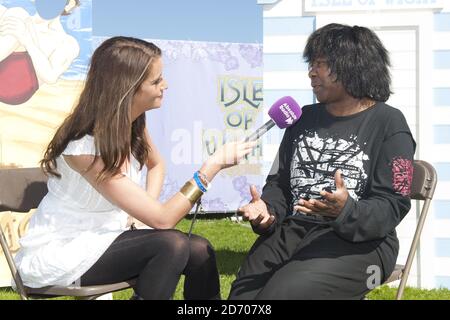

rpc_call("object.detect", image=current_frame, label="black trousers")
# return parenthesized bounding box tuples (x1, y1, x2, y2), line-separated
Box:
(228, 216, 394, 300)
(80, 229, 220, 300)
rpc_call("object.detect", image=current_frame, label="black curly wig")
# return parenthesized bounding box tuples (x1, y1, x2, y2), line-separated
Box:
(303, 23, 392, 102)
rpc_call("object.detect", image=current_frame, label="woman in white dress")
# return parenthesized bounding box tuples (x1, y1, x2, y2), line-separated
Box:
(14, 36, 256, 300)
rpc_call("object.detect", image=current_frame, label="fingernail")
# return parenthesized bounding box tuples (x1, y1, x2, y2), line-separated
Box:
(299, 200, 304, 205)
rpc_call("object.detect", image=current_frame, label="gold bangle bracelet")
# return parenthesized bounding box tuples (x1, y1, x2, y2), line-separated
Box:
(180, 181, 204, 204)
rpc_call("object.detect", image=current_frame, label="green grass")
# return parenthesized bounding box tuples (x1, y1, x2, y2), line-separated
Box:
(2, 218, 450, 300)
(171, 218, 258, 300)
(367, 285, 450, 300)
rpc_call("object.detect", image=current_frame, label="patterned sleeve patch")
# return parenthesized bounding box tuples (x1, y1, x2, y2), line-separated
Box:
(391, 157, 413, 196)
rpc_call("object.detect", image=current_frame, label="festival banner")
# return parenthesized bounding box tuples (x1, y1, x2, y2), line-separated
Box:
(140, 39, 264, 212)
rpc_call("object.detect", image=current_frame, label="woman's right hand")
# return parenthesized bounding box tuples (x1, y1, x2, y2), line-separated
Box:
(198, 140, 257, 191)
(209, 140, 257, 170)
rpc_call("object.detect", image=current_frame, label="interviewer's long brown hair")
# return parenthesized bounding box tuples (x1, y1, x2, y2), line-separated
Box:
(41, 36, 162, 181)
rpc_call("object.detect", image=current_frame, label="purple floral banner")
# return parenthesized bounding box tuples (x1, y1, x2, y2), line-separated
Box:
(146, 39, 264, 212)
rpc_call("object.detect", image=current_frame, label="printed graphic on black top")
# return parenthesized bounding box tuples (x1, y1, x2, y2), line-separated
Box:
(290, 130, 369, 207)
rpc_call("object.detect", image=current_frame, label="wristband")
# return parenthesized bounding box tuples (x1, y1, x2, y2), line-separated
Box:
(194, 171, 208, 192)
(197, 170, 211, 187)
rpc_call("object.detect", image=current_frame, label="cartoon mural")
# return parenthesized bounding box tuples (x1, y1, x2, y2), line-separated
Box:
(0, 0, 92, 168)
(0, 0, 92, 287)
(0, 0, 80, 104)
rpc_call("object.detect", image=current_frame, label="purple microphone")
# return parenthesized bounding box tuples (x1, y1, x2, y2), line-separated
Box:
(246, 96, 302, 141)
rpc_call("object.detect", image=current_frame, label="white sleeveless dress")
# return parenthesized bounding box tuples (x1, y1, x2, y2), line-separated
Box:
(14, 135, 144, 288)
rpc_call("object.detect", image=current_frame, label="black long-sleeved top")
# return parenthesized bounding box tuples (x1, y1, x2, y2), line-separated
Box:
(259, 102, 416, 270)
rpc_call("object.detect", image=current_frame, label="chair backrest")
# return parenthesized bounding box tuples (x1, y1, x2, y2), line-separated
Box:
(394, 160, 437, 299)
(0, 167, 48, 299)
(410, 160, 437, 201)
(0, 168, 48, 212)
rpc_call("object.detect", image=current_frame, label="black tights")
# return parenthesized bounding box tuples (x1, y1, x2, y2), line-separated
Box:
(80, 229, 220, 300)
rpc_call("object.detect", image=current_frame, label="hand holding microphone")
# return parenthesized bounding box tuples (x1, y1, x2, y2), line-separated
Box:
(208, 140, 257, 170)
(238, 96, 302, 234)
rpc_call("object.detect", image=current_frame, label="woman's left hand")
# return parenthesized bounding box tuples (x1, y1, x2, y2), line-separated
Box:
(293, 169, 349, 218)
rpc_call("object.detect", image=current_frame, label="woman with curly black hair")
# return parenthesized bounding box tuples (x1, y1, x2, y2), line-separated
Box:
(229, 23, 416, 300)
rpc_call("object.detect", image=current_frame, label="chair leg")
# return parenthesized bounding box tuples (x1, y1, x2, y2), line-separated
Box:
(396, 279, 407, 300)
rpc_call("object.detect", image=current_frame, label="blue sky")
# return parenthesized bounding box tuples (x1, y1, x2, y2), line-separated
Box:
(93, 0, 262, 43)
